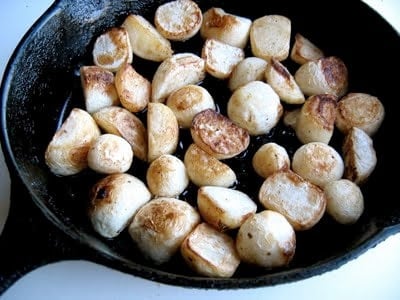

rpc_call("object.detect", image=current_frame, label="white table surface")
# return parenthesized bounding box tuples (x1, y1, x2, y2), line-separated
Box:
(1, 1, 399, 299)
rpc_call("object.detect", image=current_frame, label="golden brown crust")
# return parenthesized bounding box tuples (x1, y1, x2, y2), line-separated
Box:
(115, 64, 150, 113)
(320, 56, 348, 97)
(146, 154, 188, 197)
(45, 108, 101, 176)
(92, 27, 132, 72)
(141, 201, 180, 234)
(342, 127, 377, 184)
(87, 134, 133, 174)
(88, 173, 151, 238)
(154, 0, 202, 41)
(270, 58, 291, 81)
(291, 142, 344, 187)
(147, 103, 179, 162)
(200, 7, 251, 49)
(89, 173, 122, 214)
(129, 197, 200, 264)
(304, 94, 337, 130)
(151, 53, 205, 103)
(95, 28, 126, 65)
(122, 14, 173, 62)
(252, 142, 290, 178)
(266, 58, 305, 104)
(172, 87, 203, 110)
(201, 39, 245, 79)
(336, 93, 385, 136)
(180, 223, 240, 277)
(290, 33, 324, 64)
(258, 170, 327, 230)
(166, 85, 215, 128)
(197, 194, 225, 231)
(81, 66, 115, 90)
(92, 106, 147, 161)
(197, 186, 256, 231)
(204, 8, 237, 29)
(250, 15, 291, 61)
(191, 109, 250, 159)
(236, 210, 296, 267)
(184, 143, 236, 187)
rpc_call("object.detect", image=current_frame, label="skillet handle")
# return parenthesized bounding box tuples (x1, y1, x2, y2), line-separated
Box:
(0, 176, 95, 295)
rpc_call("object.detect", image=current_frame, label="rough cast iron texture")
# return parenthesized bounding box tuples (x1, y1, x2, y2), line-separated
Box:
(1, 0, 400, 290)
(0, 177, 99, 294)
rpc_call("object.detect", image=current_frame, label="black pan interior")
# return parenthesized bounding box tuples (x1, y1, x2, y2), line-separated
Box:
(1, 0, 400, 288)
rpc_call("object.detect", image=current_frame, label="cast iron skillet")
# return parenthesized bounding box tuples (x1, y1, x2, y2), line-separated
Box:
(1, 0, 400, 289)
